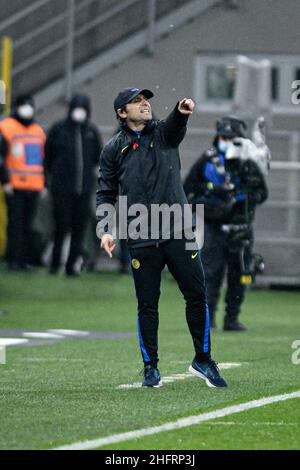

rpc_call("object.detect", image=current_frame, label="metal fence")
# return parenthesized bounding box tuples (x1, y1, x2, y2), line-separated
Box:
(1, 0, 146, 99)
(0, 0, 221, 102)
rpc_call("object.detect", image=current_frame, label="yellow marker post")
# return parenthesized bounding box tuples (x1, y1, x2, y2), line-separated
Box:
(0, 36, 12, 254)
(1, 36, 13, 116)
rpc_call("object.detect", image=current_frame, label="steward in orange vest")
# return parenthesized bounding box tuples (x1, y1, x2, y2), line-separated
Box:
(0, 116, 45, 191)
(0, 94, 46, 270)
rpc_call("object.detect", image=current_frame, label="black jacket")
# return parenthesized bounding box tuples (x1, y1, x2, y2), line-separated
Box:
(45, 96, 103, 196)
(184, 145, 268, 226)
(96, 104, 191, 246)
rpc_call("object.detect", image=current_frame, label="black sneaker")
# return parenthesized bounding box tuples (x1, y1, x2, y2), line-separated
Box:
(142, 365, 161, 388)
(189, 358, 227, 388)
(224, 319, 247, 331)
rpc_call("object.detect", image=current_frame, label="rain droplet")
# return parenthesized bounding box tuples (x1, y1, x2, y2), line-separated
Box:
(171, 88, 176, 92)
(169, 24, 174, 29)
(165, 106, 169, 110)
(155, 85, 160, 89)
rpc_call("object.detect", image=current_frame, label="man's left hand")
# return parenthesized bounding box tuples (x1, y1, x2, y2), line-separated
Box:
(178, 98, 195, 115)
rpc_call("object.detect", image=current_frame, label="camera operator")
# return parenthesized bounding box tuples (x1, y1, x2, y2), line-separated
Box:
(184, 116, 268, 331)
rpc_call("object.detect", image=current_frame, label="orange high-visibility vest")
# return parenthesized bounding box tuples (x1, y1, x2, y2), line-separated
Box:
(0, 117, 45, 191)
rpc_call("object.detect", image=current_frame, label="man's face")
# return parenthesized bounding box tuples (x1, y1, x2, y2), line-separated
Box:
(118, 94, 152, 125)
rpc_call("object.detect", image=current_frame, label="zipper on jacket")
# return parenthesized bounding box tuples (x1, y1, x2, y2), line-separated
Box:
(136, 134, 151, 205)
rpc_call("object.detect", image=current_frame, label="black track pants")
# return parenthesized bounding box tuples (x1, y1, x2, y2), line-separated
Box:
(129, 238, 211, 367)
(6, 190, 40, 266)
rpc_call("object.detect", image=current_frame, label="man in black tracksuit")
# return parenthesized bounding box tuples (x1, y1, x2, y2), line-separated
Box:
(184, 116, 268, 331)
(45, 94, 103, 276)
(96, 87, 227, 388)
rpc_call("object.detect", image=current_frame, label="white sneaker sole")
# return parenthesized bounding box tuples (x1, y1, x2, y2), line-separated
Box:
(142, 380, 162, 388)
(188, 365, 217, 388)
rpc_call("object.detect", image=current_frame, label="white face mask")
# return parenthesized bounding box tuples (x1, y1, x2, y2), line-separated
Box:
(71, 107, 87, 123)
(218, 139, 230, 154)
(17, 104, 34, 119)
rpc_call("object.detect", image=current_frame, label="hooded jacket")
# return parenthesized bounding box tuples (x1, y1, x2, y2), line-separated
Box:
(45, 94, 103, 195)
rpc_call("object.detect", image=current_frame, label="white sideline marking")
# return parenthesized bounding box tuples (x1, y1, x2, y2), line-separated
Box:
(53, 390, 300, 450)
(22, 332, 64, 339)
(218, 362, 242, 369)
(16, 357, 88, 363)
(48, 329, 90, 337)
(0, 338, 29, 346)
(118, 373, 192, 389)
(117, 362, 242, 389)
(203, 421, 299, 427)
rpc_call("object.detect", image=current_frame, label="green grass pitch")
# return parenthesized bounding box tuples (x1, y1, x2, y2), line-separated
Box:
(0, 266, 299, 450)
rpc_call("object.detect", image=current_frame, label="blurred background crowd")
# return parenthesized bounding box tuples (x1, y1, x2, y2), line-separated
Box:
(0, 0, 300, 291)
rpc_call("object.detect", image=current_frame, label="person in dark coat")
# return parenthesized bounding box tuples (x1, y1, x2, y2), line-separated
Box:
(45, 94, 103, 276)
(184, 116, 268, 331)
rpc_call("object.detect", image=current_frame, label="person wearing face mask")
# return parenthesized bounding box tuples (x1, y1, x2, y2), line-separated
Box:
(0, 94, 46, 270)
(184, 116, 268, 331)
(45, 93, 103, 276)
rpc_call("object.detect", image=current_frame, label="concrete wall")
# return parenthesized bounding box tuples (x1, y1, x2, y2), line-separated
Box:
(37, 0, 300, 131)
(34, 0, 300, 282)
(1, 0, 188, 98)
